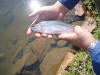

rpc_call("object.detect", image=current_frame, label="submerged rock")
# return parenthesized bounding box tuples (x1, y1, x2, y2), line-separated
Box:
(0, 52, 5, 63)
(40, 47, 74, 75)
(56, 52, 75, 75)
(0, 53, 5, 59)
(57, 40, 68, 48)
(0, 0, 95, 75)
(75, 3, 86, 17)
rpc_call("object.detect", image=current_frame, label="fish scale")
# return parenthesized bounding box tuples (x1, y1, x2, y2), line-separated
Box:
(31, 20, 74, 34)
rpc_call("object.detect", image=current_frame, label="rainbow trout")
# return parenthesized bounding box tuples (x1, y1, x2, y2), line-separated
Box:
(31, 20, 74, 34)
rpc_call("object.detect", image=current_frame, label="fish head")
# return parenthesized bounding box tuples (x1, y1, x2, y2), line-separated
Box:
(31, 24, 43, 33)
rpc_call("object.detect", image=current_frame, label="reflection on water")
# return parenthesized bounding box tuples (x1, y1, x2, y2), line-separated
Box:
(0, 0, 85, 75)
(0, 0, 33, 75)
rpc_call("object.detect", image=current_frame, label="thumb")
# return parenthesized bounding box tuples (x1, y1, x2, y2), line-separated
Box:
(58, 32, 76, 41)
(74, 26, 83, 34)
(31, 15, 40, 24)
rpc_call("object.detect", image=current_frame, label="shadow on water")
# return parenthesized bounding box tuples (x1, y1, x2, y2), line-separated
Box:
(3, 9, 13, 16)
(4, 15, 14, 28)
(65, 15, 85, 24)
(13, 49, 24, 64)
(0, 0, 86, 75)
(16, 60, 41, 75)
(51, 39, 70, 48)
(50, 39, 59, 48)
(50, 43, 57, 48)
(12, 39, 18, 45)
(51, 42, 70, 48)
(58, 42, 70, 48)
(0, 9, 14, 28)
(0, 56, 6, 63)
(25, 37, 36, 46)
(12, 37, 36, 64)
(31, 48, 40, 55)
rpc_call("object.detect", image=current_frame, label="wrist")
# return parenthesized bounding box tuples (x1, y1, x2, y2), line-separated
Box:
(85, 37, 95, 50)
(53, 1, 69, 16)
(87, 40, 98, 56)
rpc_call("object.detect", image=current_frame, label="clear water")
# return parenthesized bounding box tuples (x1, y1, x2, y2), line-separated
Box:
(0, 0, 35, 75)
(0, 0, 85, 75)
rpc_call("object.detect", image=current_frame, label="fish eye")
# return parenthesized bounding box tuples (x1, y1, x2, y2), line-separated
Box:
(32, 25, 35, 27)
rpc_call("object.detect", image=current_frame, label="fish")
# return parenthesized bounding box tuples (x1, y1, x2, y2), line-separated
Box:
(30, 20, 74, 35)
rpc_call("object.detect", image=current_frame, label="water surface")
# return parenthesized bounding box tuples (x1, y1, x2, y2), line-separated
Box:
(0, 0, 84, 75)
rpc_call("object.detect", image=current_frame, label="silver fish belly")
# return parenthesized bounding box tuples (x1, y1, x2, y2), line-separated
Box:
(31, 20, 74, 34)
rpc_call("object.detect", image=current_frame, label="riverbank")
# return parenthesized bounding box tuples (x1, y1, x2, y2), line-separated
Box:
(61, 0, 100, 75)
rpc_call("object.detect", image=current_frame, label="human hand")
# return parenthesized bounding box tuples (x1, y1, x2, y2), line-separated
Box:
(27, 1, 69, 35)
(58, 26, 95, 50)
(27, 25, 95, 50)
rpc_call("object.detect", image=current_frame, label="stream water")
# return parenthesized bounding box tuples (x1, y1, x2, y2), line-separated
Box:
(0, 0, 85, 75)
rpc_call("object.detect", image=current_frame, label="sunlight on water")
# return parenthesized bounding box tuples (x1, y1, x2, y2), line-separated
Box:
(29, 0, 41, 12)
(0, 0, 85, 75)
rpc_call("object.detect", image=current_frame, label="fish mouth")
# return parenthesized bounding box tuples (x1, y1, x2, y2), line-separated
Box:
(31, 25, 35, 27)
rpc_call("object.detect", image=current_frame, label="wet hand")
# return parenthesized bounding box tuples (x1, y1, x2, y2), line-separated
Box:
(27, 26, 53, 38)
(58, 26, 95, 50)
(27, 1, 69, 36)
(28, 1, 69, 24)
(27, 24, 95, 50)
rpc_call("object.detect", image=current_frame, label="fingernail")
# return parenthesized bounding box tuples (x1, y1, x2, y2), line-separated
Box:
(76, 26, 81, 29)
(27, 27, 32, 35)
(42, 33, 47, 37)
(35, 33, 41, 37)
(48, 35, 52, 38)
(58, 35, 62, 38)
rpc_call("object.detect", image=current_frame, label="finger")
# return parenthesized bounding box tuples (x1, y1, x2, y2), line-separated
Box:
(48, 34, 53, 39)
(27, 27, 32, 36)
(31, 15, 40, 24)
(42, 33, 47, 37)
(35, 33, 41, 38)
(58, 33, 76, 41)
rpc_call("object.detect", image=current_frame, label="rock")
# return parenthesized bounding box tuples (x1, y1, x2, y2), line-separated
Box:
(11, 45, 39, 74)
(23, 50, 38, 67)
(75, 3, 86, 17)
(74, 2, 97, 32)
(64, 8, 76, 24)
(40, 47, 74, 75)
(56, 52, 75, 75)
(57, 40, 68, 48)
(71, 16, 97, 33)
(1, 0, 95, 75)
(0, 52, 5, 63)
(30, 38, 51, 55)
(0, 53, 5, 59)
(81, 17, 97, 32)
(50, 39, 56, 44)
(86, 11, 92, 17)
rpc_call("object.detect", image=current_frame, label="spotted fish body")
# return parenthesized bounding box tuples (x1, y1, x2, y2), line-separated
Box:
(31, 20, 74, 34)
